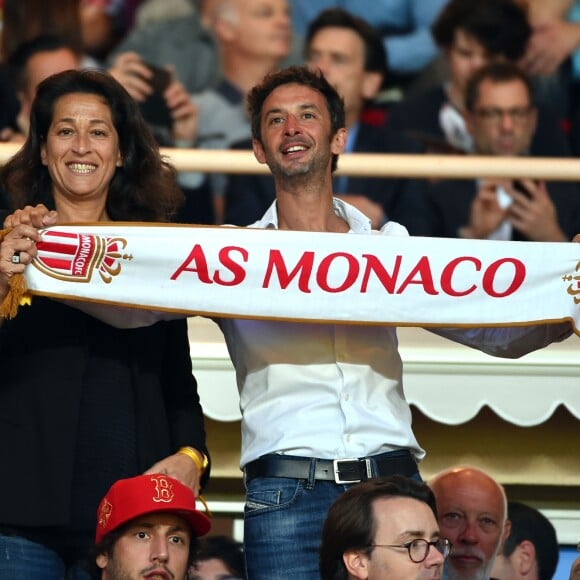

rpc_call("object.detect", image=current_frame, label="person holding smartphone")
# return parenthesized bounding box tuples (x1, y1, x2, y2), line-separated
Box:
(108, 53, 198, 147)
(107, 53, 216, 224)
(426, 61, 580, 242)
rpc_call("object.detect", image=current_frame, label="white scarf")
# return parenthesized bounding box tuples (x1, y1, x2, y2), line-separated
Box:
(10, 223, 580, 331)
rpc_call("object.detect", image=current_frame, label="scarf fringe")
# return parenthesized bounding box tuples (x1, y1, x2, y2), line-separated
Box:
(0, 274, 29, 319)
(0, 228, 31, 320)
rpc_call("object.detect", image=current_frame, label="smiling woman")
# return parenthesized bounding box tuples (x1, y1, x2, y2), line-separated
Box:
(39, 93, 124, 220)
(0, 70, 209, 578)
(2, 69, 183, 222)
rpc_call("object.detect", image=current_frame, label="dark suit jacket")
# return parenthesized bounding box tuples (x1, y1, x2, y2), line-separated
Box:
(224, 122, 432, 235)
(387, 85, 573, 158)
(426, 178, 580, 240)
(0, 295, 208, 527)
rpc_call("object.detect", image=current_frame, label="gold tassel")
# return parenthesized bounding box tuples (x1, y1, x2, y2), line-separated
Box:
(0, 273, 30, 319)
(0, 228, 32, 320)
(197, 493, 213, 518)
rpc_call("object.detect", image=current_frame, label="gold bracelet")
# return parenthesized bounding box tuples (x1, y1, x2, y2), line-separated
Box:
(177, 446, 208, 475)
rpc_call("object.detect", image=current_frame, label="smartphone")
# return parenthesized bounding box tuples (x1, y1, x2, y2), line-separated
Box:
(144, 62, 171, 93)
(139, 63, 172, 129)
(512, 180, 534, 199)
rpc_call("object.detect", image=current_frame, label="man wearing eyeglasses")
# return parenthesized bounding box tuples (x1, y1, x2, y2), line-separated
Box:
(426, 60, 580, 242)
(319, 475, 449, 579)
(429, 466, 510, 580)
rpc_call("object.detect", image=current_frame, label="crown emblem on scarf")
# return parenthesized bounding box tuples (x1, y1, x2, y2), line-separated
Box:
(33, 229, 133, 283)
(562, 260, 580, 304)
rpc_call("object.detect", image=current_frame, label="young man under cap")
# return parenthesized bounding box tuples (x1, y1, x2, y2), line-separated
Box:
(93, 474, 211, 580)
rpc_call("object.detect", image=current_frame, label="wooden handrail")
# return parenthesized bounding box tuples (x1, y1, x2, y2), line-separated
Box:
(1, 142, 579, 181)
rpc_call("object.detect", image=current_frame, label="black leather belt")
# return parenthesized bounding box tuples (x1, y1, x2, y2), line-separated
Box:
(244, 451, 417, 484)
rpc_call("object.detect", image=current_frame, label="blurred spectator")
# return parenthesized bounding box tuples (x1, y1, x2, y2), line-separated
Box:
(191, 0, 293, 223)
(0, 35, 81, 142)
(107, 53, 198, 147)
(519, 0, 580, 78)
(224, 7, 432, 234)
(108, 32, 215, 223)
(387, 0, 572, 159)
(133, 0, 195, 29)
(0, 0, 116, 67)
(288, 0, 449, 93)
(107, 0, 220, 94)
(1, 0, 83, 63)
(426, 62, 580, 242)
(518, 0, 580, 155)
(491, 501, 559, 580)
(80, 0, 127, 62)
(190, 535, 246, 579)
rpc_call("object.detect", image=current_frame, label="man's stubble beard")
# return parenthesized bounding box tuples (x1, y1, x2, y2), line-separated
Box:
(102, 560, 179, 580)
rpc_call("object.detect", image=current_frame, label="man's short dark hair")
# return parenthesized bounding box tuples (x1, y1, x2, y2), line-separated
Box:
(193, 535, 245, 577)
(464, 61, 535, 112)
(319, 475, 437, 580)
(247, 65, 346, 172)
(432, 0, 531, 61)
(501, 501, 559, 580)
(305, 8, 388, 76)
(6, 34, 80, 91)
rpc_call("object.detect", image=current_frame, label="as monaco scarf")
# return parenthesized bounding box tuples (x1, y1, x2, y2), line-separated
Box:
(3, 223, 580, 333)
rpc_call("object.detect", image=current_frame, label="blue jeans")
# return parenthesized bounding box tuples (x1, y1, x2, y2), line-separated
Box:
(0, 533, 90, 580)
(244, 477, 345, 580)
(243, 454, 422, 579)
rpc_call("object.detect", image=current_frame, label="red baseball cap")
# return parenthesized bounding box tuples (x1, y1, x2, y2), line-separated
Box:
(95, 474, 211, 544)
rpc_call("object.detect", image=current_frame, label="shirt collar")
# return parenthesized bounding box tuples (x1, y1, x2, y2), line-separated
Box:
(252, 197, 372, 233)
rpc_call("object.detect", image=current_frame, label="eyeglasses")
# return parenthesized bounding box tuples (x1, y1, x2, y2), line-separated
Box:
(473, 106, 533, 123)
(370, 538, 451, 563)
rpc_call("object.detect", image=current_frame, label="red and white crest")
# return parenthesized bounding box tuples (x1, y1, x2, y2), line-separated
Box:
(33, 229, 132, 284)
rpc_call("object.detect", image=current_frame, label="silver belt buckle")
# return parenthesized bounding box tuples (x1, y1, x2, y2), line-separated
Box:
(333, 458, 373, 484)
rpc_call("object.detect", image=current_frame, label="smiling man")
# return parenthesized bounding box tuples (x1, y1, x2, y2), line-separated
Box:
(429, 466, 510, 580)
(94, 474, 211, 580)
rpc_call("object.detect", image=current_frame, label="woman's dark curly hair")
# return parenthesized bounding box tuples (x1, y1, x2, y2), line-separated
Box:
(1, 68, 183, 221)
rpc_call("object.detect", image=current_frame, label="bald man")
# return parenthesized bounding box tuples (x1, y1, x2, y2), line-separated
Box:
(429, 466, 511, 580)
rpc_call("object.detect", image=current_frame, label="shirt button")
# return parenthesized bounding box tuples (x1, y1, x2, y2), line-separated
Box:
(344, 393, 350, 401)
